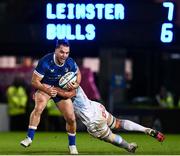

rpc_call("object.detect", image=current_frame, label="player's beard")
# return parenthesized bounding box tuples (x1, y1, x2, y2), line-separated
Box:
(56, 56, 65, 65)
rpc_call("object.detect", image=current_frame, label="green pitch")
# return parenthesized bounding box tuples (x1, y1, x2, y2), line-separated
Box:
(0, 132, 179, 155)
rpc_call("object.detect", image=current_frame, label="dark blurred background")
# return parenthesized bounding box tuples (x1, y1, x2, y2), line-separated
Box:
(0, 0, 180, 133)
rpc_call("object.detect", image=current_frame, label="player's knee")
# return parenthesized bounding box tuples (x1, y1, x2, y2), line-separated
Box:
(64, 113, 76, 124)
(87, 124, 110, 139)
(33, 106, 45, 116)
(103, 133, 114, 143)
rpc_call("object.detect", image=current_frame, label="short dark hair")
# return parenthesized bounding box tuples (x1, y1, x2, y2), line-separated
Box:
(56, 38, 70, 48)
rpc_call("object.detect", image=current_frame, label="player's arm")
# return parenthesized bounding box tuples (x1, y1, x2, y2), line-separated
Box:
(54, 87, 76, 99)
(67, 68, 81, 90)
(76, 67, 81, 85)
(31, 72, 57, 97)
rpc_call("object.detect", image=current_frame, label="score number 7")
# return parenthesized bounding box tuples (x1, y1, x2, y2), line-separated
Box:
(160, 2, 174, 43)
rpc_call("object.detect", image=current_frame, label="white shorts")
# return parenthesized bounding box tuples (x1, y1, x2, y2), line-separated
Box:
(86, 102, 110, 139)
(73, 86, 111, 138)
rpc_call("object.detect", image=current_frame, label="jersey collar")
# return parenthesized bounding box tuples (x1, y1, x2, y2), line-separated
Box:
(53, 53, 65, 67)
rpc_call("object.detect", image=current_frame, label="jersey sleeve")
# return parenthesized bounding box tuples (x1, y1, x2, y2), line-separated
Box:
(34, 58, 46, 78)
(68, 58, 78, 74)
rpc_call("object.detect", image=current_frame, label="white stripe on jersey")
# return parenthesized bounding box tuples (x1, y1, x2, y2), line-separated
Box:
(34, 70, 44, 78)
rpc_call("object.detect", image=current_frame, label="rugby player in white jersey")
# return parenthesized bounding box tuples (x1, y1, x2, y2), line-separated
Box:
(55, 86, 165, 153)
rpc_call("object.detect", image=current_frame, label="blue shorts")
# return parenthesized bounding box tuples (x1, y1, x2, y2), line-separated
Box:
(35, 89, 64, 103)
(52, 95, 64, 103)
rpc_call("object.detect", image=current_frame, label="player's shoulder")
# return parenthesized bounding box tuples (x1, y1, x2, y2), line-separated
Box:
(41, 52, 54, 61)
(39, 52, 54, 64)
(36, 52, 54, 68)
(66, 57, 76, 64)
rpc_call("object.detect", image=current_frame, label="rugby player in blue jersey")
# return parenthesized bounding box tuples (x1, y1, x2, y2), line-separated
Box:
(20, 39, 81, 154)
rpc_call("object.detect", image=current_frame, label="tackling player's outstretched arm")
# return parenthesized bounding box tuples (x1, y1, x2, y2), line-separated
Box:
(76, 68, 82, 85)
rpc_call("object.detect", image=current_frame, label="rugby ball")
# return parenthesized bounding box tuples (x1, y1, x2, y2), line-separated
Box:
(59, 72, 77, 89)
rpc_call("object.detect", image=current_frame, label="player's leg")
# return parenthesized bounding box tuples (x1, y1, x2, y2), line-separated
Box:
(107, 113, 165, 142)
(87, 122, 137, 153)
(20, 90, 50, 147)
(57, 99, 78, 155)
(103, 132, 138, 153)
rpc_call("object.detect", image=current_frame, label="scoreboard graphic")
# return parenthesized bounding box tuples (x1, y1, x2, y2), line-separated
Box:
(45, 0, 176, 45)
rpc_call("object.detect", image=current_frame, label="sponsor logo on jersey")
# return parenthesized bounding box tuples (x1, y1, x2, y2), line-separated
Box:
(65, 68, 69, 73)
(50, 69, 54, 73)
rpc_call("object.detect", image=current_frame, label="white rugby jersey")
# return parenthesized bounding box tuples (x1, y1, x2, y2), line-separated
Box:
(73, 86, 108, 126)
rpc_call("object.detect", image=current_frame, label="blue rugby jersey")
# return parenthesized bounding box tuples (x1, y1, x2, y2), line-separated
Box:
(34, 53, 78, 87)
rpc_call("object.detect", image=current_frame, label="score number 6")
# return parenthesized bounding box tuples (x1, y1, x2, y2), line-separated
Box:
(160, 2, 174, 43)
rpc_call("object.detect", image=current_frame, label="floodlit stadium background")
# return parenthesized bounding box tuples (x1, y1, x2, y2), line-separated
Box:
(0, 0, 180, 148)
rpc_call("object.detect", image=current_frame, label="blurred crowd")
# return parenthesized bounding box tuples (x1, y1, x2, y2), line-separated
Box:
(0, 56, 180, 131)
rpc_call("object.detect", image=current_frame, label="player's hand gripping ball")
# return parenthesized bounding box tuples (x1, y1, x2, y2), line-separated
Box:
(59, 72, 77, 89)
